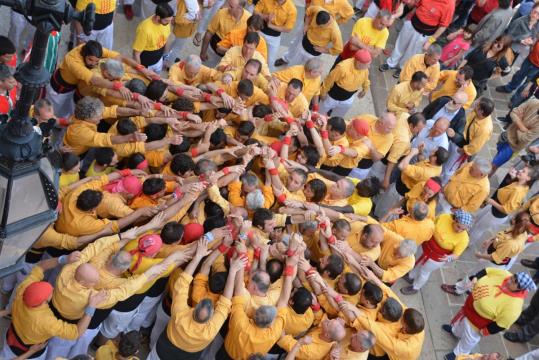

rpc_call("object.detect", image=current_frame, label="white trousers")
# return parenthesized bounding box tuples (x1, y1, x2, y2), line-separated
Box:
(78, 23, 114, 50)
(46, 327, 100, 360)
(100, 308, 138, 339)
(45, 84, 75, 119)
(441, 142, 465, 185)
(128, 294, 163, 331)
(386, 20, 428, 69)
(261, 32, 281, 72)
(286, 42, 318, 67)
(147, 346, 161, 360)
(2, 342, 47, 360)
(148, 57, 164, 74)
(364, 2, 380, 18)
(197, 0, 226, 34)
(409, 256, 446, 290)
(281, 23, 305, 62)
(355, 0, 367, 9)
(516, 348, 539, 360)
(9, 10, 35, 51)
(150, 300, 170, 349)
(451, 317, 482, 355)
(349, 166, 373, 180)
(469, 205, 508, 246)
(319, 94, 355, 118)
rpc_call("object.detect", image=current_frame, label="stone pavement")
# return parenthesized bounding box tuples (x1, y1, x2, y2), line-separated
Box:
(1, 3, 539, 359)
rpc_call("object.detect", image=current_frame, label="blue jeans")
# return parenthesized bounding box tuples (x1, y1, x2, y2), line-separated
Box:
(492, 141, 514, 167)
(505, 58, 539, 92)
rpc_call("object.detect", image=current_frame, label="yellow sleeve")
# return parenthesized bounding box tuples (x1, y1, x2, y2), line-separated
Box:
(438, 70, 451, 83)
(207, 184, 231, 215)
(65, 58, 94, 85)
(387, 85, 408, 114)
(260, 184, 275, 208)
(402, 164, 427, 183)
(381, 257, 415, 283)
(80, 235, 120, 263)
(425, 66, 441, 92)
(132, 24, 148, 52)
(45, 313, 81, 340)
(103, 105, 118, 119)
(192, 273, 209, 305)
(219, 49, 235, 69)
(386, 139, 411, 164)
(462, 185, 489, 213)
(463, 128, 490, 156)
(112, 142, 146, 158)
(374, 29, 389, 49)
(399, 58, 415, 82)
(283, 5, 297, 31)
(217, 32, 234, 49)
(33, 226, 80, 250)
(351, 198, 372, 215)
(501, 191, 526, 214)
(98, 194, 135, 218)
(171, 272, 192, 314)
(452, 237, 469, 257)
(320, 66, 340, 96)
(329, 26, 343, 55)
(227, 181, 245, 207)
(207, 12, 220, 34)
(99, 274, 149, 309)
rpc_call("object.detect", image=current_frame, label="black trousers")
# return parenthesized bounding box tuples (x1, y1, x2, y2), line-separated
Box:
(515, 290, 539, 341)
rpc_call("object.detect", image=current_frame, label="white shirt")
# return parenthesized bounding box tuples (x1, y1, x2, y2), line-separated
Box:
(431, 103, 460, 122)
(411, 119, 449, 160)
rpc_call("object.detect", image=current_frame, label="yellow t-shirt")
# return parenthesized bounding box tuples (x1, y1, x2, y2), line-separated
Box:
(133, 17, 171, 52)
(350, 17, 389, 49)
(433, 213, 469, 256)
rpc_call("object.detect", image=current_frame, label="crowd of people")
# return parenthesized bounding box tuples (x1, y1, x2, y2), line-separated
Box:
(1, 0, 539, 358)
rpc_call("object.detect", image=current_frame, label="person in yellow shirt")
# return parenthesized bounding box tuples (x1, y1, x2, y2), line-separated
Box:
(95, 331, 141, 360)
(217, 14, 268, 60)
(217, 34, 270, 79)
(268, 78, 309, 118)
(469, 166, 532, 245)
(200, 0, 250, 66)
(398, 47, 442, 93)
(168, 54, 220, 87)
(386, 71, 428, 116)
(132, 4, 174, 73)
(442, 97, 495, 182)
(404, 177, 442, 221)
(431, 66, 477, 109)
(382, 202, 435, 246)
(337, 11, 391, 63)
(368, 236, 417, 284)
(148, 238, 244, 359)
(320, 116, 349, 170)
(319, 49, 372, 118)
(75, 0, 117, 49)
(1, 256, 102, 360)
(439, 159, 491, 214)
(86, 148, 118, 178)
(166, 0, 201, 68)
(272, 59, 323, 105)
(397, 146, 448, 196)
(441, 269, 535, 359)
(59, 153, 81, 190)
(401, 210, 472, 295)
(274, 7, 343, 67)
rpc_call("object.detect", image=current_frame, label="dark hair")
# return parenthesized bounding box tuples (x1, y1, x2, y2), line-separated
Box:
(343, 272, 362, 295)
(300, 145, 320, 166)
(323, 254, 344, 279)
(203, 215, 226, 233)
(328, 116, 346, 134)
(210, 128, 226, 147)
(76, 190, 103, 211)
(170, 137, 191, 154)
(424, 176, 442, 203)
(161, 221, 184, 244)
(381, 297, 403, 322)
(80, 40, 103, 58)
(458, 65, 474, 81)
(125, 78, 147, 94)
(244, 31, 260, 46)
(118, 331, 140, 357)
(209, 271, 228, 293)
(145, 80, 168, 101)
(316, 10, 331, 25)
(171, 97, 195, 112)
(116, 118, 137, 135)
(290, 168, 308, 185)
(155, 2, 174, 18)
(434, 147, 449, 166)
(142, 178, 165, 195)
(411, 71, 428, 83)
(251, 270, 270, 293)
(238, 79, 254, 97)
(408, 112, 426, 128)
(266, 258, 284, 283)
(0, 64, 11, 80)
(0, 36, 15, 56)
(247, 14, 265, 31)
(306, 179, 327, 203)
(476, 97, 495, 117)
(291, 287, 312, 314)
(127, 153, 146, 169)
(205, 199, 225, 218)
(403, 308, 425, 334)
(253, 208, 273, 229)
(498, 0, 511, 9)
(333, 218, 351, 232)
(362, 281, 383, 305)
(170, 153, 195, 175)
(145, 123, 167, 141)
(252, 104, 272, 118)
(61, 152, 79, 171)
(245, 59, 262, 74)
(238, 121, 255, 136)
(288, 78, 303, 91)
(94, 148, 115, 166)
(357, 177, 381, 197)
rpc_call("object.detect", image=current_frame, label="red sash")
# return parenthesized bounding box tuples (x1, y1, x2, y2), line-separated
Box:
(416, 237, 452, 265)
(451, 293, 492, 332)
(529, 222, 539, 235)
(6, 324, 30, 352)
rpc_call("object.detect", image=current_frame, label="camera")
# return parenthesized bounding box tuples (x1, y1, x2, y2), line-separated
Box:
(521, 153, 539, 167)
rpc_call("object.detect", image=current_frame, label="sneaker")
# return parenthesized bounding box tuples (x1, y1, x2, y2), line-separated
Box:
(274, 58, 288, 67)
(379, 63, 391, 72)
(444, 352, 456, 360)
(521, 258, 539, 270)
(496, 116, 510, 124)
(124, 5, 134, 20)
(495, 85, 511, 93)
(392, 69, 401, 79)
(504, 332, 529, 343)
(441, 324, 455, 338)
(403, 273, 413, 284)
(440, 284, 461, 296)
(400, 285, 418, 295)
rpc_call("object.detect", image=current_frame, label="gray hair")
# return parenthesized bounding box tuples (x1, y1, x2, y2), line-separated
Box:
(356, 330, 376, 350)
(101, 59, 125, 79)
(399, 239, 418, 257)
(251, 270, 270, 293)
(246, 189, 265, 210)
(74, 96, 104, 120)
(305, 58, 323, 72)
(340, 178, 356, 198)
(411, 201, 428, 221)
(376, 9, 391, 19)
(241, 172, 259, 187)
(426, 44, 442, 56)
(185, 54, 202, 69)
(254, 305, 277, 328)
(299, 221, 318, 232)
(193, 298, 214, 323)
(110, 251, 132, 272)
(473, 158, 492, 175)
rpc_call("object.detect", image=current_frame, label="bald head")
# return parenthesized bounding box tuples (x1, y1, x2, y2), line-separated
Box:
(430, 117, 450, 137)
(326, 318, 346, 341)
(75, 263, 100, 287)
(361, 224, 384, 249)
(377, 112, 397, 134)
(185, 54, 202, 74)
(453, 91, 468, 106)
(351, 329, 376, 352)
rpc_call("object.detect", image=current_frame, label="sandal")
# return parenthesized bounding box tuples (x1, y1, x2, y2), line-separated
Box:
(193, 33, 202, 47)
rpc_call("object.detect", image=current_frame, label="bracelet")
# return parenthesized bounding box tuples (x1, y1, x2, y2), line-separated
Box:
(203, 93, 212, 102)
(277, 193, 287, 204)
(284, 265, 295, 277)
(58, 117, 69, 127)
(247, 231, 255, 241)
(285, 117, 294, 124)
(428, 36, 436, 44)
(191, 148, 199, 157)
(268, 168, 278, 176)
(205, 231, 215, 243)
(132, 92, 140, 101)
(253, 247, 261, 260)
(153, 102, 162, 111)
(305, 120, 315, 129)
(173, 188, 184, 200)
(270, 96, 279, 102)
(175, 88, 185, 97)
(178, 111, 189, 120)
(334, 294, 343, 303)
(112, 81, 123, 90)
(135, 64, 145, 71)
(216, 88, 225, 96)
(264, 114, 273, 122)
(119, 169, 132, 177)
(312, 103, 319, 112)
(283, 136, 292, 145)
(311, 303, 321, 312)
(286, 249, 296, 257)
(321, 130, 329, 139)
(237, 251, 249, 260)
(319, 222, 327, 229)
(84, 306, 96, 317)
(151, 75, 161, 81)
(222, 167, 230, 175)
(327, 235, 336, 245)
(306, 268, 317, 276)
(58, 255, 67, 265)
(339, 145, 346, 154)
(218, 243, 230, 254)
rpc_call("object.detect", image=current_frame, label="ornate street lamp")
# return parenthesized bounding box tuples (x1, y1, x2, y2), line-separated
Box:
(0, 0, 94, 275)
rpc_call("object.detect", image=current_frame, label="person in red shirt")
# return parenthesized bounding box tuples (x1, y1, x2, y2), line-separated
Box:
(496, 39, 539, 94)
(469, 0, 501, 24)
(0, 64, 17, 119)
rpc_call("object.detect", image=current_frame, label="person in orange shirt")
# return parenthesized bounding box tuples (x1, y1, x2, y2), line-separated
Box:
(130, 178, 169, 209)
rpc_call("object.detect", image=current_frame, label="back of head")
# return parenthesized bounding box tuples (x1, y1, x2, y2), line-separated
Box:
(253, 208, 273, 229)
(76, 189, 103, 211)
(254, 305, 277, 327)
(61, 152, 79, 172)
(193, 298, 215, 323)
(155, 2, 174, 18)
(357, 177, 381, 197)
(434, 147, 449, 166)
(473, 158, 492, 176)
(328, 116, 347, 134)
(288, 78, 303, 91)
(247, 14, 265, 31)
(403, 308, 425, 334)
(209, 271, 228, 293)
(244, 31, 260, 46)
(0, 36, 15, 57)
(145, 123, 167, 141)
(75, 263, 100, 285)
(324, 254, 344, 279)
(291, 287, 312, 314)
(81, 40, 103, 58)
(118, 331, 141, 357)
(476, 97, 495, 117)
(110, 251, 133, 272)
(238, 79, 254, 97)
(125, 78, 147, 94)
(381, 297, 403, 322)
(411, 201, 429, 221)
(75, 96, 104, 120)
(316, 10, 330, 25)
(127, 153, 146, 170)
(171, 153, 195, 176)
(459, 65, 474, 81)
(411, 71, 428, 83)
(116, 118, 137, 135)
(95, 147, 115, 166)
(343, 272, 362, 295)
(161, 221, 184, 244)
(195, 159, 217, 176)
(142, 178, 166, 195)
(101, 59, 125, 79)
(426, 43, 442, 56)
(251, 270, 271, 293)
(171, 97, 195, 112)
(362, 281, 383, 305)
(144, 80, 168, 101)
(266, 258, 284, 283)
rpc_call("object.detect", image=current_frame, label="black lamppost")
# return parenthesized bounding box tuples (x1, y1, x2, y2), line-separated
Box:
(0, 0, 94, 275)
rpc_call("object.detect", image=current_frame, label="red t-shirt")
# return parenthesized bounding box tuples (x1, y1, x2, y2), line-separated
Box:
(469, 0, 500, 24)
(415, 0, 455, 27)
(529, 41, 539, 68)
(0, 87, 17, 115)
